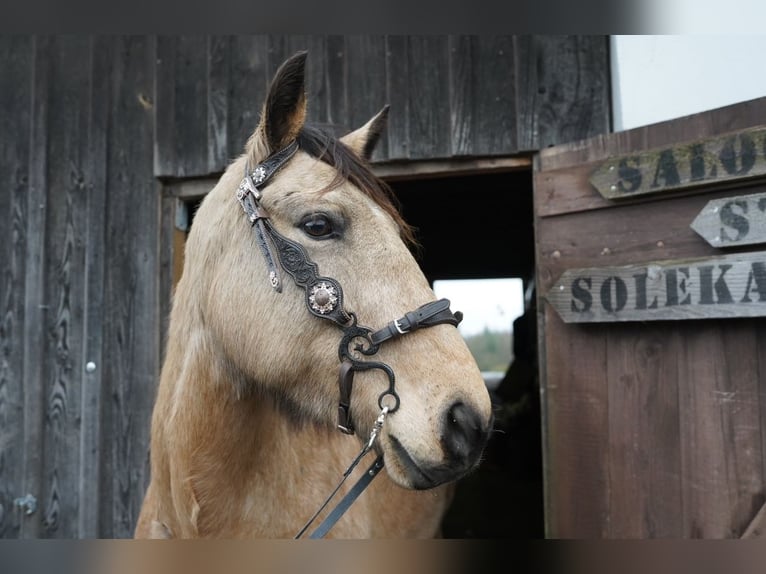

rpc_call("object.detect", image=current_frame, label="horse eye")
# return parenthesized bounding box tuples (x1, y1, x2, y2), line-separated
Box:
(301, 213, 335, 239)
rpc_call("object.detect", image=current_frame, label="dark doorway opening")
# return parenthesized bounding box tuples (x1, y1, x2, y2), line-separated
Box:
(389, 168, 544, 538)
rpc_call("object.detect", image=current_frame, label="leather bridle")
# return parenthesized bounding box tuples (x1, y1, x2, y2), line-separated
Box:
(236, 140, 463, 537)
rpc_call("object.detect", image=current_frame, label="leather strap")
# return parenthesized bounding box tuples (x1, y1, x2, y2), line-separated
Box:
(337, 360, 355, 434)
(370, 298, 463, 346)
(307, 456, 384, 539)
(238, 141, 299, 291)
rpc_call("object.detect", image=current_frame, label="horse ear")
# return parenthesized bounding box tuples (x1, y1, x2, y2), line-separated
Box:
(253, 51, 308, 154)
(340, 105, 389, 161)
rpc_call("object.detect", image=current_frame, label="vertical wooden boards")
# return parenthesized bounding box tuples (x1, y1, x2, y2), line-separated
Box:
(0, 35, 33, 539)
(345, 36, 388, 162)
(227, 35, 269, 161)
(384, 35, 410, 159)
(406, 36, 451, 159)
(541, 311, 609, 537)
(101, 36, 159, 539)
(516, 35, 611, 151)
(677, 322, 763, 537)
(447, 35, 517, 157)
(152, 35, 611, 178)
(78, 35, 110, 539)
(605, 325, 683, 537)
(155, 36, 209, 178)
(472, 36, 517, 156)
(20, 35, 50, 539)
(535, 96, 766, 538)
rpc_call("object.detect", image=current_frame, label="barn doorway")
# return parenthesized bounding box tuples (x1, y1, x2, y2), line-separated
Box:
(387, 166, 544, 538)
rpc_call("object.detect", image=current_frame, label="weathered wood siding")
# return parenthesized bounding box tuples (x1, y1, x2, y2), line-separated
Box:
(0, 34, 610, 538)
(153, 35, 610, 177)
(535, 96, 766, 538)
(0, 36, 159, 539)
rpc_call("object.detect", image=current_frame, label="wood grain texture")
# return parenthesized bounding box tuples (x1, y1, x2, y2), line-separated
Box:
(0, 35, 33, 539)
(677, 323, 763, 537)
(153, 35, 611, 177)
(20, 35, 51, 539)
(516, 36, 610, 151)
(39, 35, 92, 538)
(102, 36, 158, 538)
(605, 325, 683, 537)
(345, 35, 388, 162)
(540, 309, 609, 537)
(384, 35, 410, 159)
(406, 36, 450, 159)
(207, 36, 230, 173)
(472, 36, 517, 156)
(78, 35, 110, 538)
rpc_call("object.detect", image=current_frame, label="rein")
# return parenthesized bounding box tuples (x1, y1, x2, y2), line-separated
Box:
(236, 141, 463, 538)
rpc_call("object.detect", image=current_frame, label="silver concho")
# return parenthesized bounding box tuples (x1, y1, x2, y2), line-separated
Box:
(253, 166, 267, 184)
(309, 282, 338, 314)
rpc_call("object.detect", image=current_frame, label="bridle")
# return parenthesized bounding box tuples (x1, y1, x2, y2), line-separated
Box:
(236, 140, 463, 538)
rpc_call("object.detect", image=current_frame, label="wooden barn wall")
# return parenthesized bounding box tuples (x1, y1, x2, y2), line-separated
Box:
(0, 36, 159, 539)
(153, 35, 610, 178)
(0, 34, 610, 538)
(535, 97, 766, 538)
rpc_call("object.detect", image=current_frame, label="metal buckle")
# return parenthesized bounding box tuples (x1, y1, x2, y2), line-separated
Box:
(394, 319, 409, 335)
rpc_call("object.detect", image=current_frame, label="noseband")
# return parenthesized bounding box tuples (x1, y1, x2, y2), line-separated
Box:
(236, 140, 463, 537)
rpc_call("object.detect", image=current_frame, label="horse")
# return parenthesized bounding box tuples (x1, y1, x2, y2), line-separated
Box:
(134, 51, 493, 539)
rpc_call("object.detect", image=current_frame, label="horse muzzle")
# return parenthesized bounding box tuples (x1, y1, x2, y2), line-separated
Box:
(385, 401, 492, 490)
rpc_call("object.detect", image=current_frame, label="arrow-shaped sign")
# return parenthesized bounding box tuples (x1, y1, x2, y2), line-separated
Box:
(690, 191, 766, 248)
(546, 251, 766, 323)
(589, 125, 766, 200)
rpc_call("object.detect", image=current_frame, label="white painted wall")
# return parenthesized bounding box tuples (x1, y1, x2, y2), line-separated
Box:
(611, 35, 766, 131)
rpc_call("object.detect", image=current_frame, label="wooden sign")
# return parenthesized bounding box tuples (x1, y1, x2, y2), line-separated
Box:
(691, 191, 766, 248)
(590, 125, 766, 200)
(546, 251, 766, 323)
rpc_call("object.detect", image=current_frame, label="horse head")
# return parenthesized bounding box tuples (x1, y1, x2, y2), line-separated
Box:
(182, 51, 492, 492)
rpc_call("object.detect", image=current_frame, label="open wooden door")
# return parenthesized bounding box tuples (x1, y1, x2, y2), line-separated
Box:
(534, 96, 766, 538)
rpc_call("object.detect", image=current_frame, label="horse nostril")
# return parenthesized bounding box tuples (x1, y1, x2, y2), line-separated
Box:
(442, 402, 486, 462)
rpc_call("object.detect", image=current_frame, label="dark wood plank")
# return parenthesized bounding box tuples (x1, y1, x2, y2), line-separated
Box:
(345, 35, 388, 162)
(539, 309, 610, 537)
(154, 35, 209, 178)
(472, 36, 517, 156)
(34, 35, 92, 538)
(406, 36, 450, 159)
(0, 34, 33, 539)
(605, 325, 683, 537)
(678, 323, 763, 537)
(516, 35, 611, 152)
(325, 35, 348, 131)
(384, 35, 410, 160)
(158, 195, 173, 368)
(20, 34, 51, 539)
(207, 35, 229, 173)
(174, 36, 209, 177)
(102, 36, 159, 538)
(78, 35, 111, 538)
(226, 35, 269, 159)
(447, 35, 473, 156)
(154, 36, 176, 177)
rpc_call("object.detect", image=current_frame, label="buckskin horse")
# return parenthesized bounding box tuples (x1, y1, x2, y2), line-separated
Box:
(135, 51, 492, 538)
